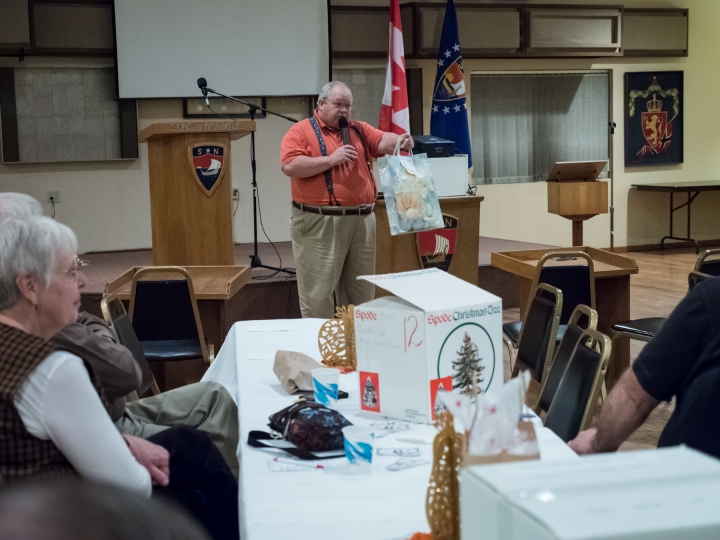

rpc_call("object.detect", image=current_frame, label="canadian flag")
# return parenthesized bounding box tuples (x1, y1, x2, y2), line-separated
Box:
(378, 0, 409, 135)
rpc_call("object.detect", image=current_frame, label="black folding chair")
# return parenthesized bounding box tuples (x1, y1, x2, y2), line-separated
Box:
(511, 283, 562, 384)
(535, 304, 598, 414)
(611, 249, 719, 366)
(544, 329, 611, 443)
(128, 267, 212, 391)
(101, 292, 160, 398)
(503, 251, 594, 363)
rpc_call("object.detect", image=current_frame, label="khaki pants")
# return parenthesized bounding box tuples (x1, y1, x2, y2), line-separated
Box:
(290, 206, 376, 319)
(115, 382, 239, 478)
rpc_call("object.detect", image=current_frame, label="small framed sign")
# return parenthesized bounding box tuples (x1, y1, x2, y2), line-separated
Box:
(624, 71, 683, 167)
(183, 96, 266, 119)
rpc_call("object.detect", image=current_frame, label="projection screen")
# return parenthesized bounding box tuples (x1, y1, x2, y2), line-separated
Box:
(114, 0, 330, 99)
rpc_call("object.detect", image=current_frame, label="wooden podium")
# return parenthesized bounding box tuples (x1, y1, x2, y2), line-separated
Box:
(375, 195, 483, 293)
(139, 121, 255, 265)
(546, 161, 608, 246)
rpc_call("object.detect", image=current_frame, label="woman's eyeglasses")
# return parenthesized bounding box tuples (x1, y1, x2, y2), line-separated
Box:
(56, 256, 90, 283)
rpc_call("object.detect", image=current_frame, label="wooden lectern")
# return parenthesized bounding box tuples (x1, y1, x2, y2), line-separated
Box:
(546, 161, 608, 246)
(139, 121, 255, 265)
(375, 195, 483, 291)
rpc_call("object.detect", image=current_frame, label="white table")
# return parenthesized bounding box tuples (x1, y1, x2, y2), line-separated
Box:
(203, 319, 578, 540)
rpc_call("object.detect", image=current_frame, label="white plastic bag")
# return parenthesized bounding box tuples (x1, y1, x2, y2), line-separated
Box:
(378, 140, 444, 236)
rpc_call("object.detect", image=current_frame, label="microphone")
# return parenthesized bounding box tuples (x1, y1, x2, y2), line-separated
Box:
(339, 116, 350, 145)
(197, 77, 210, 106)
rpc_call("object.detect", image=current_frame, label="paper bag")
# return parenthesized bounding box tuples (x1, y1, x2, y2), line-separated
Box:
(273, 350, 322, 394)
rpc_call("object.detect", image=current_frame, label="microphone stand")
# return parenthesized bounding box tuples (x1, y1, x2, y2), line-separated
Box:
(205, 87, 297, 276)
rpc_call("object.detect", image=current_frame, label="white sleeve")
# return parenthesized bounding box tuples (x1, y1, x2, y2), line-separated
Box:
(15, 351, 152, 497)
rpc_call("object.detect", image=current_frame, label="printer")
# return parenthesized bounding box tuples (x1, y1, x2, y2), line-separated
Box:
(411, 135, 455, 158)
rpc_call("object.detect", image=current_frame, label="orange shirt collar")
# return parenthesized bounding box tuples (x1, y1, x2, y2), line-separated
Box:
(314, 111, 349, 133)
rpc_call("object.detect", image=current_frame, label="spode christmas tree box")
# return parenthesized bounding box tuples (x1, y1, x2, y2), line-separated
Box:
(355, 269, 502, 423)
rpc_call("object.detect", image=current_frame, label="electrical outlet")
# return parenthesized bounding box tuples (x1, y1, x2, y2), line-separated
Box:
(232, 188, 240, 201)
(46, 190, 61, 204)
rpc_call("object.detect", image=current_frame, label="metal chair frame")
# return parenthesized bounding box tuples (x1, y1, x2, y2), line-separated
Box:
(504, 251, 595, 367)
(535, 304, 598, 414)
(128, 266, 213, 363)
(100, 292, 161, 397)
(694, 248, 720, 274)
(526, 251, 596, 317)
(545, 328, 611, 436)
(511, 283, 563, 384)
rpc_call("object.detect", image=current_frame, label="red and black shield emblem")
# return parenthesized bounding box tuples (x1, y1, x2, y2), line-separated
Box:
(187, 143, 227, 196)
(641, 111, 668, 152)
(416, 214, 458, 272)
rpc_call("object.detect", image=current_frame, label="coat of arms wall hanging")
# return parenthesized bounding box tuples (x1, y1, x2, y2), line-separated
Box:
(624, 71, 683, 167)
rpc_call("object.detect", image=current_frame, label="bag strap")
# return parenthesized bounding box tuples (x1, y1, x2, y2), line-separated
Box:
(308, 116, 340, 206)
(393, 136, 412, 157)
(247, 430, 345, 461)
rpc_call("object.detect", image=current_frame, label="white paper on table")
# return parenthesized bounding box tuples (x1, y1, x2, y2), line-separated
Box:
(246, 351, 275, 361)
(266, 458, 339, 472)
(247, 326, 297, 332)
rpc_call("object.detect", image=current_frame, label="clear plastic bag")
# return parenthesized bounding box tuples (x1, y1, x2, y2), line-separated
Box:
(378, 140, 444, 236)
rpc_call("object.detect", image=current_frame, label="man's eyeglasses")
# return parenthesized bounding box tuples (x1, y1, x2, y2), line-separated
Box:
(327, 100, 352, 111)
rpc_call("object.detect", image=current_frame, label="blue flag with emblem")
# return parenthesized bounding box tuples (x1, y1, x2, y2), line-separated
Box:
(430, 0, 471, 168)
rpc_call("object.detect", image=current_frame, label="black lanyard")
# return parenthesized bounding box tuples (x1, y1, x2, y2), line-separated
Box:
(309, 116, 339, 206)
(308, 117, 376, 206)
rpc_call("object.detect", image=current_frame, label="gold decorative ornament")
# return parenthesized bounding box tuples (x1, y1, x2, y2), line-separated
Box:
(426, 410, 464, 540)
(317, 304, 356, 370)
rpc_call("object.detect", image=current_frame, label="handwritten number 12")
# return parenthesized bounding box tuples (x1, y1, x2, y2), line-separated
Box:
(403, 316, 423, 353)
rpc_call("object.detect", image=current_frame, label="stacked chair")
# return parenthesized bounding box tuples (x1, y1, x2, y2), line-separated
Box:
(101, 293, 160, 398)
(543, 329, 611, 442)
(510, 283, 563, 384)
(503, 251, 595, 365)
(534, 304, 599, 415)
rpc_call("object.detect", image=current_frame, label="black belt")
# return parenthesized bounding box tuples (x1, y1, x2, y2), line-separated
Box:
(292, 201, 374, 216)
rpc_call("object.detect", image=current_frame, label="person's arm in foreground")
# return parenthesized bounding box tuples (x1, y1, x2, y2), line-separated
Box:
(569, 368, 658, 454)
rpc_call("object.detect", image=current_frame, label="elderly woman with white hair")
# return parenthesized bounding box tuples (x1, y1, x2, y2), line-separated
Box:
(0, 216, 239, 540)
(0, 192, 43, 220)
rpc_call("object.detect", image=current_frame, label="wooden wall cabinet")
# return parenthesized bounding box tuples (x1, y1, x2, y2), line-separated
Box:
(0, 0, 114, 59)
(331, 3, 687, 60)
(524, 6, 623, 57)
(623, 9, 688, 57)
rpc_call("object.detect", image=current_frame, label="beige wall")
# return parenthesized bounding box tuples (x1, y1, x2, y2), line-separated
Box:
(2, 0, 719, 253)
(341, 0, 720, 248)
(0, 55, 309, 253)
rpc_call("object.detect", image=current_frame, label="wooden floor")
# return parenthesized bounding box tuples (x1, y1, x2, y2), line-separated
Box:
(505, 246, 704, 452)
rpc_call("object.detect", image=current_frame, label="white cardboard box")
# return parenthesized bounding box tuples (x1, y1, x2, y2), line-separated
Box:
(373, 155, 469, 198)
(428, 155, 469, 197)
(460, 446, 720, 540)
(354, 269, 502, 423)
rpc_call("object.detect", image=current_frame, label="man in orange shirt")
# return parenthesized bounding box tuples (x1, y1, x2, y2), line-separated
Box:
(281, 81, 413, 318)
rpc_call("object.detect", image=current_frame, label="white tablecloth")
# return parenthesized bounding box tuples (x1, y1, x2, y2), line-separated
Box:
(203, 319, 578, 540)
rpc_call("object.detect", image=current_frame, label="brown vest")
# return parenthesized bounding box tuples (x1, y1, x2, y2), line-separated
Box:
(0, 322, 109, 482)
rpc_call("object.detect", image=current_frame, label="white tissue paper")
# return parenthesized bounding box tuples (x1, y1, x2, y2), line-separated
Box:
(437, 372, 539, 458)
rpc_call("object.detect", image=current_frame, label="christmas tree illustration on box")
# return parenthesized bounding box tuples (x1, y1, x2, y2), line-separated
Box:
(363, 376, 378, 408)
(452, 332, 484, 394)
(433, 382, 448, 417)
